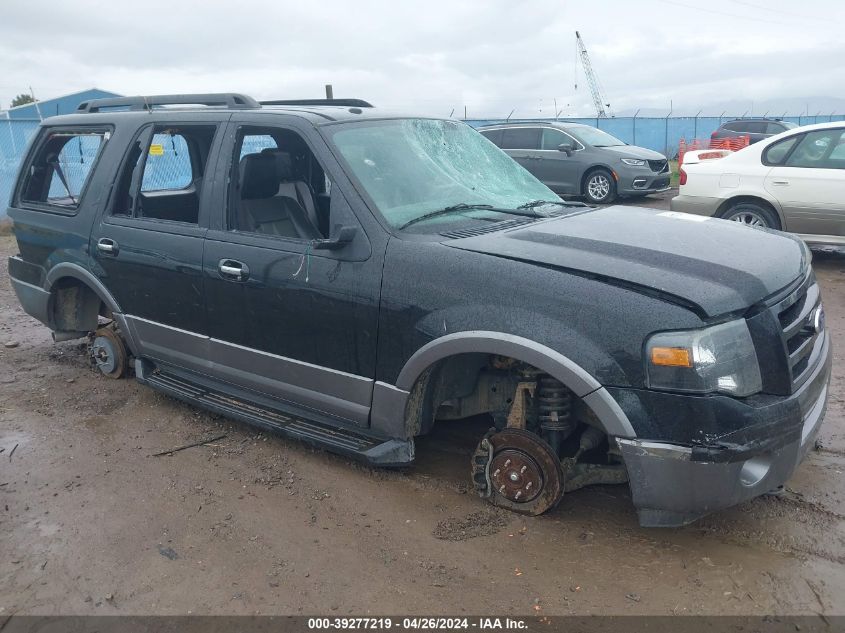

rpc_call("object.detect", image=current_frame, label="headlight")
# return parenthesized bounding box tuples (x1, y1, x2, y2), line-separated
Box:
(621, 158, 646, 166)
(645, 319, 762, 397)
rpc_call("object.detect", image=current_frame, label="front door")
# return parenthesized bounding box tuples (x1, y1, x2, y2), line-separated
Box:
(532, 128, 583, 194)
(202, 119, 383, 427)
(90, 119, 223, 373)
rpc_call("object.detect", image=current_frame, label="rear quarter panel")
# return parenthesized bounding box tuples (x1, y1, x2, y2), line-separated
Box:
(680, 147, 780, 215)
(8, 119, 135, 284)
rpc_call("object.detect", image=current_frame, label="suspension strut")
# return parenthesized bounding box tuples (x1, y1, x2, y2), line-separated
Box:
(536, 375, 575, 455)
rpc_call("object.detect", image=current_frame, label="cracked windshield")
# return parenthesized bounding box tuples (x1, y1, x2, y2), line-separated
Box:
(329, 119, 556, 230)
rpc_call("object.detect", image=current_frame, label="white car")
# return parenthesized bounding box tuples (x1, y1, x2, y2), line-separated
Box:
(671, 121, 845, 246)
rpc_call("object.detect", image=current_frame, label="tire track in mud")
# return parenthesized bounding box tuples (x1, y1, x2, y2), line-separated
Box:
(695, 493, 845, 566)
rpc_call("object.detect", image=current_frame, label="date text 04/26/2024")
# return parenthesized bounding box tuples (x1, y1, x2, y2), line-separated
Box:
(307, 617, 528, 630)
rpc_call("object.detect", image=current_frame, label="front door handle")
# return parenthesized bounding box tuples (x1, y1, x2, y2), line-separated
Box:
(97, 238, 118, 255)
(218, 259, 249, 281)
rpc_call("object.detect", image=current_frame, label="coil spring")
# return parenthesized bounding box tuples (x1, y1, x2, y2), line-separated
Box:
(537, 375, 575, 438)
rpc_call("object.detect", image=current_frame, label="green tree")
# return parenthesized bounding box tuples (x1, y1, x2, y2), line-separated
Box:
(10, 93, 35, 108)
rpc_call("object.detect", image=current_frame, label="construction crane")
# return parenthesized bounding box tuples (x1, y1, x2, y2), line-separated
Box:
(575, 31, 611, 118)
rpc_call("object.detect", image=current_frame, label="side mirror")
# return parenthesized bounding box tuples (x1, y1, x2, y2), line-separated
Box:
(313, 224, 357, 250)
(558, 143, 574, 156)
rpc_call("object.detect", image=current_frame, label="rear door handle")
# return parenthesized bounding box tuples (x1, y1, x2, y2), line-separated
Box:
(771, 180, 790, 186)
(97, 238, 118, 255)
(218, 259, 249, 281)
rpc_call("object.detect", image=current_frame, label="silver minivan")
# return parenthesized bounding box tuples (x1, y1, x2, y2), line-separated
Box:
(479, 121, 670, 204)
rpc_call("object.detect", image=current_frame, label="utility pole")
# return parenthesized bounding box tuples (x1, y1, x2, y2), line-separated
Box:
(325, 84, 333, 99)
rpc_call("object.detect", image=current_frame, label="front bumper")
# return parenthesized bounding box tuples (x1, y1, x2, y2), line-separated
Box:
(617, 169, 671, 196)
(617, 331, 831, 527)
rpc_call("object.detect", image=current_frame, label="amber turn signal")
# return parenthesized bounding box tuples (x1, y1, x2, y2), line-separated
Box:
(650, 346, 692, 368)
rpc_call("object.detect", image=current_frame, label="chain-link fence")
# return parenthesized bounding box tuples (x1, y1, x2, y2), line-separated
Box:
(1, 118, 40, 213)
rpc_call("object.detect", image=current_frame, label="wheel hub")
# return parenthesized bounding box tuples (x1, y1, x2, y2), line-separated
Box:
(730, 212, 765, 227)
(472, 428, 564, 516)
(490, 449, 543, 503)
(588, 175, 610, 199)
(89, 326, 128, 379)
(92, 336, 118, 374)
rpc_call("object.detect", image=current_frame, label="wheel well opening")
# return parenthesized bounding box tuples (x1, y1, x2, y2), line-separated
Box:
(50, 278, 108, 334)
(407, 353, 610, 444)
(581, 166, 609, 190)
(406, 353, 628, 509)
(716, 196, 780, 222)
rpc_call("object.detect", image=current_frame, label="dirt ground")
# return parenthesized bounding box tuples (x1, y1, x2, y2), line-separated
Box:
(1, 204, 844, 617)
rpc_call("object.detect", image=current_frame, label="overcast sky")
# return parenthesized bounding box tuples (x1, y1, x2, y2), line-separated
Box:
(1, 0, 843, 118)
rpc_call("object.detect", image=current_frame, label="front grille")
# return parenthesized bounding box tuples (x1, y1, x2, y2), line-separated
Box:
(648, 159, 668, 173)
(773, 277, 823, 391)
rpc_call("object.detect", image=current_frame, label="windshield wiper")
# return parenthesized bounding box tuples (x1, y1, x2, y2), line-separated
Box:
(398, 203, 538, 230)
(518, 199, 587, 210)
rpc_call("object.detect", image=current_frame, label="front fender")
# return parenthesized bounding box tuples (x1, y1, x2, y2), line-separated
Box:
(370, 330, 636, 441)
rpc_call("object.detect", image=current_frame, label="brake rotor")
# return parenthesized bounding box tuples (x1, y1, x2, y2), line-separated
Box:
(474, 428, 563, 516)
(91, 327, 128, 379)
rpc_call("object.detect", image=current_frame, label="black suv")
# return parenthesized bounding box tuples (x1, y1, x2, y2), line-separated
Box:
(711, 117, 798, 144)
(6, 93, 831, 527)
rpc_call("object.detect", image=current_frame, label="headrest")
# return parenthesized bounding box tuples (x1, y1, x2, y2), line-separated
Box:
(239, 153, 278, 199)
(261, 148, 295, 181)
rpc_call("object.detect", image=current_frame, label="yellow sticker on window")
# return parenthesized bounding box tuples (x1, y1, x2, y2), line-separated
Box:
(149, 144, 164, 156)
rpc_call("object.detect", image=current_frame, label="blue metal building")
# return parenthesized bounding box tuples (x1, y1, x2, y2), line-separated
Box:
(3, 88, 121, 119)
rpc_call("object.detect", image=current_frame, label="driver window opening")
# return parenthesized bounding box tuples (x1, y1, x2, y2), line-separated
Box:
(230, 127, 330, 240)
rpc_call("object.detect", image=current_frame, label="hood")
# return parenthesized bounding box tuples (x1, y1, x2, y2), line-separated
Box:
(446, 206, 809, 318)
(598, 145, 666, 160)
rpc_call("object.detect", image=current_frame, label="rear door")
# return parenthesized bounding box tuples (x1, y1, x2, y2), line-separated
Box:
(90, 115, 225, 373)
(499, 127, 543, 178)
(744, 121, 769, 144)
(763, 128, 845, 237)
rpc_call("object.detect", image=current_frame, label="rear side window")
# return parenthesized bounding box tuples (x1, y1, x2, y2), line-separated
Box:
(763, 136, 800, 165)
(19, 128, 109, 211)
(110, 124, 218, 224)
(745, 121, 767, 134)
(479, 129, 503, 147)
(141, 133, 193, 191)
(766, 122, 786, 135)
(500, 127, 540, 150)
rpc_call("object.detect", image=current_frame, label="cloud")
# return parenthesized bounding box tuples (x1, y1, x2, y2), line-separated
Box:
(1, 0, 843, 117)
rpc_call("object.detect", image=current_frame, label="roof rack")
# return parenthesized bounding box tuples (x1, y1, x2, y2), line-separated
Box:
(260, 98, 374, 108)
(77, 93, 261, 113)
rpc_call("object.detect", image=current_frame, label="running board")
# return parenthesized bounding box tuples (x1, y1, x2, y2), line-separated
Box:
(136, 362, 413, 466)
